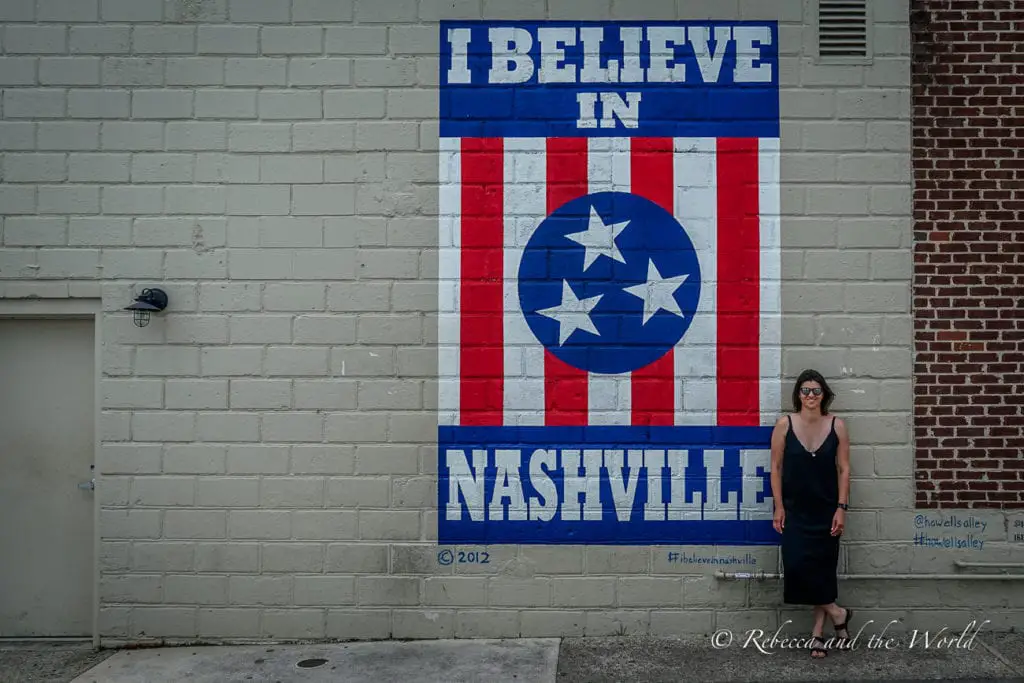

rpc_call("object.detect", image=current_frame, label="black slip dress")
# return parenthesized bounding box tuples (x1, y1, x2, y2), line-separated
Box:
(781, 414, 840, 605)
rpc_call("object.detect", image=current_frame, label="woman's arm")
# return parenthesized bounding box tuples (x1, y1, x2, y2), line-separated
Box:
(835, 417, 850, 506)
(770, 416, 787, 532)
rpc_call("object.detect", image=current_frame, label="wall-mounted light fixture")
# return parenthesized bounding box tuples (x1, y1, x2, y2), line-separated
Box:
(125, 287, 168, 328)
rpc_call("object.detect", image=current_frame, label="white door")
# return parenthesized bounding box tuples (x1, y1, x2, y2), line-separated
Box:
(0, 318, 95, 636)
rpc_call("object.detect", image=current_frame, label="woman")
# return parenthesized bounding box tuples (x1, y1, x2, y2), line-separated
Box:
(769, 369, 853, 658)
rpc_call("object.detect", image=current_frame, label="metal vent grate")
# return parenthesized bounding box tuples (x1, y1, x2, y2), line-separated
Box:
(818, 0, 868, 57)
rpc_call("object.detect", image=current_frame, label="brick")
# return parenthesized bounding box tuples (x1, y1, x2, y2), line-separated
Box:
(4, 90, 66, 119)
(196, 89, 257, 118)
(227, 185, 290, 215)
(291, 445, 355, 474)
(262, 544, 323, 573)
(165, 186, 227, 214)
(482, 0, 545, 19)
(130, 153, 193, 183)
(165, 575, 228, 605)
(70, 25, 130, 53)
(228, 0, 289, 22)
(102, 186, 162, 215)
(291, 185, 355, 215)
(71, 216, 131, 245)
(230, 576, 291, 606)
(228, 313, 293, 341)
(39, 57, 100, 85)
(354, 58, 417, 86)
(324, 90, 386, 119)
(197, 25, 257, 54)
(100, 122, 164, 150)
(293, 122, 354, 151)
(288, 58, 351, 86)
(103, 378, 162, 409)
(165, 379, 228, 409)
(166, 122, 226, 151)
(164, 444, 226, 474)
(325, 26, 386, 54)
(101, 0, 162, 20)
(228, 123, 290, 152)
(295, 577, 354, 606)
(165, 510, 226, 539)
(102, 58, 165, 86)
(355, 0, 415, 21)
(166, 58, 225, 86)
(196, 478, 259, 507)
(5, 25, 66, 53)
(419, 0, 479, 19)
(101, 575, 162, 603)
(101, 510, 161, 539)
(521, 611, 585, 637)
(132, 25, 195, 54)
(356, 577, 418, 605)
(195, 412, 260, 442)
(293, 314, 357, 344)
(261, 411, 325, 442)
(132, 90, 193, 119)
(69, 89, 130, 118)
(226, 444, 289, 475)
(356, 380, 421, 410)
(293, 510, 357, 540)
(262, 26, 323, 54)
(326, 610, 389, 640)
(226, 58, 287, 85)
(131, 476, 195, 507)
(0, 123, 35, 150)
(258, 90, 322, 120)
(0, 58, 36, 86)
(263, 283, 325, 310)
(165, 0, 228, 22)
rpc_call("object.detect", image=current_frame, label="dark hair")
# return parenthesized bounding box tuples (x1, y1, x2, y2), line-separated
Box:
(792, 369, 834, 414)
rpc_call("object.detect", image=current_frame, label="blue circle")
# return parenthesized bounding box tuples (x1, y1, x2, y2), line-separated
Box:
(518, 191, 702, 375)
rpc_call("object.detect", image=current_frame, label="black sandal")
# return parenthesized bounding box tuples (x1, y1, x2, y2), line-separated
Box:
(810, 635, 828, 658)
(834, 608, 854, 649)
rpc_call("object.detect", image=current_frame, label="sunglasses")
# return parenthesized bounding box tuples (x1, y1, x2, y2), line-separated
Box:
(800, 387, 823, 397)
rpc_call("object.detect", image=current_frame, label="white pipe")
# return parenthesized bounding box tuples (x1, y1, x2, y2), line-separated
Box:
(715, 571, 1024, 581)
(954, 560, 1024, 569)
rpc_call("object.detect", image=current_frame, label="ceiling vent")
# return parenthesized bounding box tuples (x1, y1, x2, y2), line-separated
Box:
(817, 0, 869, 59)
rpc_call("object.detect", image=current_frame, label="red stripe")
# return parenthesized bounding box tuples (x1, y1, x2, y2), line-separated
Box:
(716, 138, 760, 425)
(460, 138, 504, 425)
(630, 138, 676, 426)
(545, 138, 589, 426)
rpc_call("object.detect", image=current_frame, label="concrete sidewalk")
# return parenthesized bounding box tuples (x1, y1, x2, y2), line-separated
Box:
(6, 631, 1021, 683)
(67, 632, 1024, 683)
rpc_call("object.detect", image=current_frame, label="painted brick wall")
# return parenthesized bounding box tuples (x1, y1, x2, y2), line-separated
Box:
(2, 0, 1022, 643)
(910, 0, 1024, 508)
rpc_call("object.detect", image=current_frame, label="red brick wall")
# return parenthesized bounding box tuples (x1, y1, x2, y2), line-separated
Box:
(911, 0, 1024, 507)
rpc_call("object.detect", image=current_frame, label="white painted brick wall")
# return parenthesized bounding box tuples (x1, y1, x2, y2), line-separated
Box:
(5, 0, 1023, 644)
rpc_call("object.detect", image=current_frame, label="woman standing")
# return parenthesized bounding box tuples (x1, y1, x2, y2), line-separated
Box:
(770, 369, 854, 658)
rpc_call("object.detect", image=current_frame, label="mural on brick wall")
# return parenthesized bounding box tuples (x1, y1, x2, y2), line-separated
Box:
(437, 21, 782, 545)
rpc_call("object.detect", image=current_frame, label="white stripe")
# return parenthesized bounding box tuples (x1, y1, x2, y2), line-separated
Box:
(503, 138, 547, 426)
(438, 137, 461, 426)
(587, 137, 632, 425)
(673, 138, 718, 426)
(758, 137, 782, 425)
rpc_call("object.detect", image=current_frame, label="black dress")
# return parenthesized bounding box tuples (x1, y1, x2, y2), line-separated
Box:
(781, 414, 840, 605)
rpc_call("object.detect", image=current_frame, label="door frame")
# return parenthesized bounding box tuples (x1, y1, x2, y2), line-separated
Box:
(0, 299, 101, 646)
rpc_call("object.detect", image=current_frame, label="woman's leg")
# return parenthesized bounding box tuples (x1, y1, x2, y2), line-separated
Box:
(811, 606, 827, 658)
(822, 603, 850, 639)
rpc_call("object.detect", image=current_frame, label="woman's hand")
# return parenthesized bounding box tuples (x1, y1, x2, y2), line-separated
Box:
(773, 505, 785, 534)
(831, 508, 846, 536)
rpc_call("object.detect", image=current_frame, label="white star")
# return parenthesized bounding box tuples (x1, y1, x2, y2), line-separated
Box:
(536, 280, 603, 346)
(565, 206, 629, 271)
(624, 259, 689, 325)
